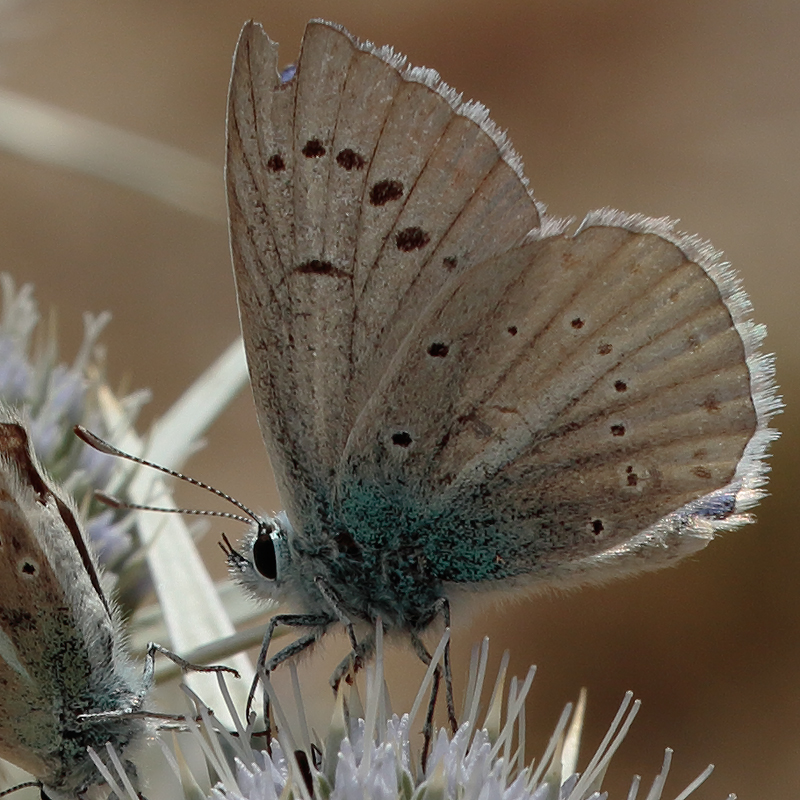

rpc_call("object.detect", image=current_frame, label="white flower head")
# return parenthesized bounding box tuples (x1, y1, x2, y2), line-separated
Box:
(141, 627, 730, 800)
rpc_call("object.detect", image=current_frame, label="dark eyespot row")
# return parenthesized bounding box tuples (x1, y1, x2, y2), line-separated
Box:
(272, 143, 437, 257)
(391, 431, 413, 447)
(427, 342, 449, 358)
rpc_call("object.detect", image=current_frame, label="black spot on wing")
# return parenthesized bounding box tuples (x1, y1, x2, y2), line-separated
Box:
(302, 139, 326, 158)
(369, 180, 404, 206)
(336, 149, 366, 170)
(395, 227, 430, 252)
(295, 260, 349, 279)
(267, 154, 286, 172)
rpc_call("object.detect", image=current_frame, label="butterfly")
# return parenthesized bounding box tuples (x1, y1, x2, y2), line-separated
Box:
(0, 412, 236, 800)
(222, 18, 778, 737)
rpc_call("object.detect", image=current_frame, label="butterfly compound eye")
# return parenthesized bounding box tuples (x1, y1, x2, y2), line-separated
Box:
(252, 527, 278, 580)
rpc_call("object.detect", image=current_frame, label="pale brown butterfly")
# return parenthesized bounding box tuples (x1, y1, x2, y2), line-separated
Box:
(223, 19, 779, 741)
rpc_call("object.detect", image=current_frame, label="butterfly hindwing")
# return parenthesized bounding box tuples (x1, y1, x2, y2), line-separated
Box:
(335, 214, 766, 586)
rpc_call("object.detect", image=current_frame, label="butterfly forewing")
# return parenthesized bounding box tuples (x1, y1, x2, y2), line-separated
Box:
(227, 20, 540, 533)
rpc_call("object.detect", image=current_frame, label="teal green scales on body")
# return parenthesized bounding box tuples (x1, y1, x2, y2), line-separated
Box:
(222, 18, 778, 693)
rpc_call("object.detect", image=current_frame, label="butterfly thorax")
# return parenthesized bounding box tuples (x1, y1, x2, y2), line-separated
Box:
(283, 520, 443, 632)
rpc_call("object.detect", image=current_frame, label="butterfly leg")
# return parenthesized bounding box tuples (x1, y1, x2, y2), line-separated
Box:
(408, 632, 440, 772)
(429, 597, 456, 735)
(314, 575, 361, 656)
(140, 642, 241, 695)
(329, 628, 376, 693)
(410, 597, 456, 772)
(77, 647, 239, 728)
(249, 613, 331, 745)
(415, 599, 456, 732)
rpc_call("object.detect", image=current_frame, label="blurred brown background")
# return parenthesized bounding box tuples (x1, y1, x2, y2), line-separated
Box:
(1, 0, 798, 797)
